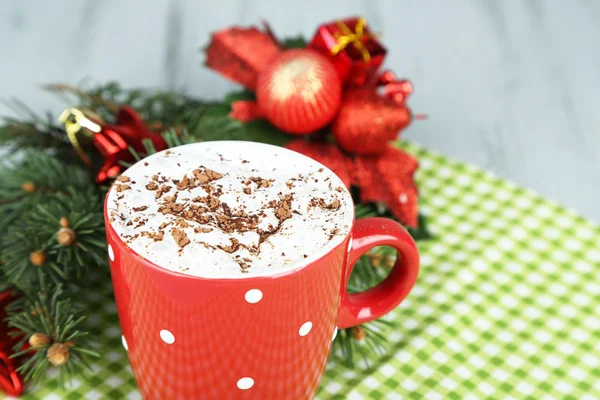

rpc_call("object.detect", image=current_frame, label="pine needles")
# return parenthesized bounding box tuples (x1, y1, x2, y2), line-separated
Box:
(8, 286, 99, 385)
(0, 149, 103, 383)
(0, 99, 71, 152)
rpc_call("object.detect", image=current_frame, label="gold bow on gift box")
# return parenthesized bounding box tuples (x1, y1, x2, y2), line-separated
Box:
(330, 18, 377, 62)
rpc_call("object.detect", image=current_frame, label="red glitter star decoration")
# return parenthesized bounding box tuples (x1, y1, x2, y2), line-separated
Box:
(352, 146, 419, 227)
(285, 140, 419, 227)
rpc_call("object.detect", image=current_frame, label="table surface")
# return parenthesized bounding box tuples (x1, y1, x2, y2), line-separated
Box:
(1, 0, 599, 221)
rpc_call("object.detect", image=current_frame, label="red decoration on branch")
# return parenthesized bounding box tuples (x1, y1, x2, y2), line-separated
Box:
(95, 106, 167, 183)
(309, 17, 386, 87)
(331, 87, 412, 155)
(377, 70, 414, 104)
(1, 290, 24, 397)
(60, 106, 168, 183)
(205, 26, 282, 91)
(254, 49, 343, 134)
(285, 141, 419, 227)
(228, 49, 343, 134)
(353, 146, 419, 227)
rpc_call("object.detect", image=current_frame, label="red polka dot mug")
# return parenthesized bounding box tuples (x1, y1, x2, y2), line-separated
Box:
(104, 157, 420, 400)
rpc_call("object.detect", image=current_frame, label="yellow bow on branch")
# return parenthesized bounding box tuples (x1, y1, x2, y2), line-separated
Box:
(330, 18, 377, 62)
(58, 108, 101, 167)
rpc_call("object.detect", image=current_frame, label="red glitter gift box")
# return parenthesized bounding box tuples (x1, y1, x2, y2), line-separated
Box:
(308, 17, 386, 87)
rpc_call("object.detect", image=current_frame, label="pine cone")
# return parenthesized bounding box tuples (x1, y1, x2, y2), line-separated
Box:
(57, 227, 76, 246)
(29, 332, 51, 349)
(29, 251, 46, 266)
(352, 326, 366, 341)
(59, 217, 70, 228)
(21, 182, 36, 192)
(47, 343, 70, 366)
(370, 254, 382, 267)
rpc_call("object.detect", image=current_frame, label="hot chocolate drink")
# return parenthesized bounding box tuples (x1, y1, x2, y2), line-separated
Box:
(106, 141, 353, 278)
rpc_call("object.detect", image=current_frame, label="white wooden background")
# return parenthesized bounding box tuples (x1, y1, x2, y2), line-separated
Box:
(1, 0, 599, 222)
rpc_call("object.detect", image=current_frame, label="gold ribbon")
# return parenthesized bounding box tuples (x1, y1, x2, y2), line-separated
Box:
(58, 108, 101, 167)
(330, 18, 376, 63)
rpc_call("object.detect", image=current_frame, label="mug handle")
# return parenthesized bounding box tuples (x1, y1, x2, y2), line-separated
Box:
(337, 217, 420, 329)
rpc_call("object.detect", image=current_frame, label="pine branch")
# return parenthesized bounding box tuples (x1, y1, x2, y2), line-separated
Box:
(0, 271, 11, 292)
(334, 320, 389, 369)
(28, 187, 107, 276)
(282, 36, 308, 49)
(0, 228, 62, 290)
(185, 104, 292, 147)
(44, 82, 210, 129)
(0, 120, 70, 153)
(0, 99, 71, 152)
(0, 151, 101, 290)
(7, 285, 99, 386)
(0, 151, 93, 232)
(1, 202, 104, 290)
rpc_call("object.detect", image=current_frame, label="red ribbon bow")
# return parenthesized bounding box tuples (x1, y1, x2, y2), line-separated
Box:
(60, 106, 168, 183)
(94, 106, 168, 183)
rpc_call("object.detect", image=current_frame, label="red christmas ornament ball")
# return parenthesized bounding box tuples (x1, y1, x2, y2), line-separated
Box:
(331, 88, 412, 155)
(256, 49, 342, 134)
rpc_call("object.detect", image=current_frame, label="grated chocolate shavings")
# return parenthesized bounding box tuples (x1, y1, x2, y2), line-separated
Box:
(239, 262, 251, 272)
(219, 238, 241, 253)
(142, 230, 164, 242)
(155, 185, 171, 199)
(176, 174, 194, 190)
(249, 176, 273, 188)
(275, 194, 293, 221)
(175, 217, 190, 228)
(116, 184, 131, 192)
(192, 167, 223, 184)
(329, 228, 340, 240)
(134, 218, 148, 229)
(309, 197, 341, 210)
(171, 228, 190, 249)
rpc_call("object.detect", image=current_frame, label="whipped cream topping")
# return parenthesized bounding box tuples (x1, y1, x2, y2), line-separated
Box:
(106, 141, 353, 278)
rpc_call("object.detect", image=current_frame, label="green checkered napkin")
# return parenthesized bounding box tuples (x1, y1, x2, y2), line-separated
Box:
(5, 143, 599, 400)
